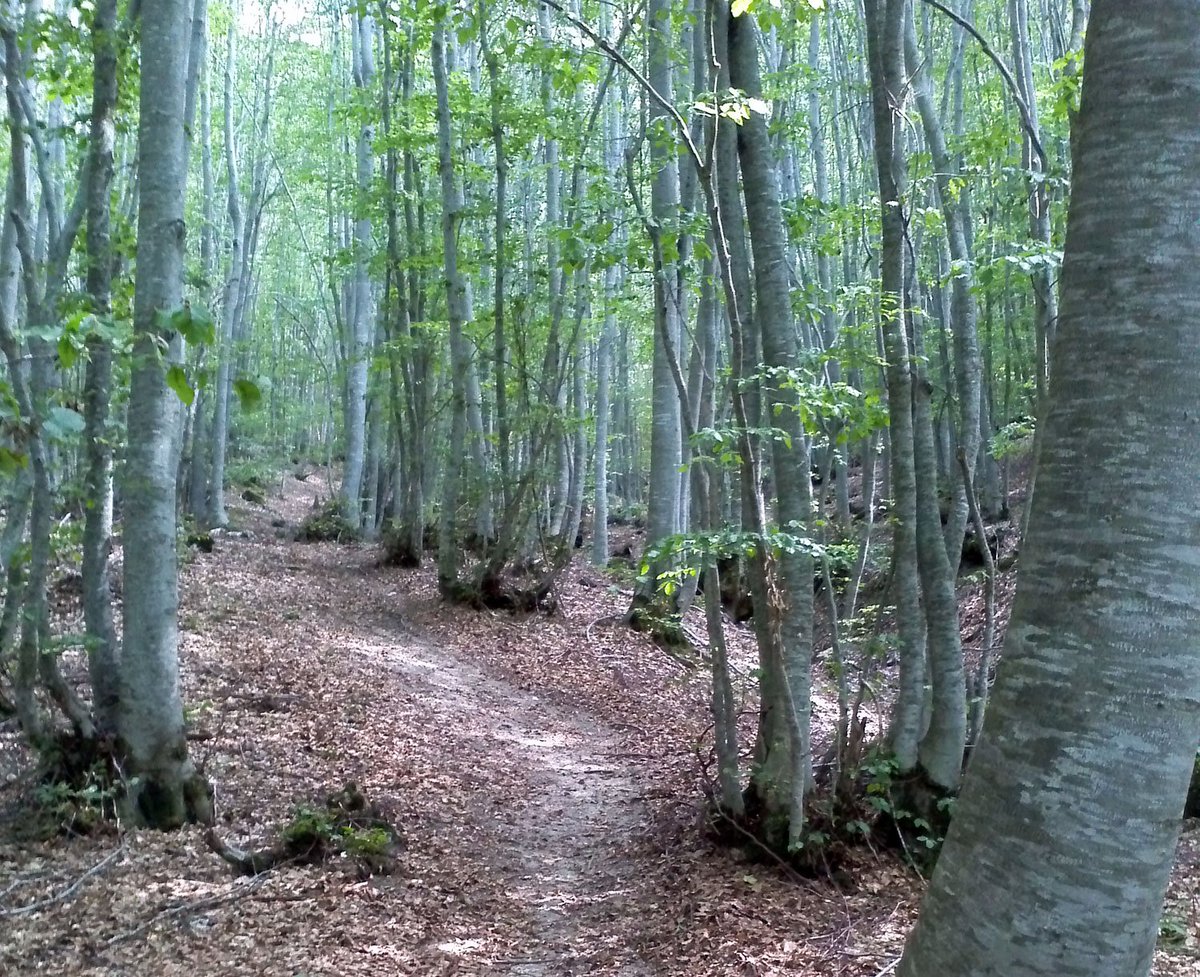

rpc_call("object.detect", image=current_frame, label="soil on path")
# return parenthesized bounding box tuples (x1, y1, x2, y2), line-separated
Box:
(1, 479, 664, 976)
(6, 475, 1194, 976)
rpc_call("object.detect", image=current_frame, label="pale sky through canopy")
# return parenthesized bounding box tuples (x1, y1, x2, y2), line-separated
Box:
(238, 0, 319, 39)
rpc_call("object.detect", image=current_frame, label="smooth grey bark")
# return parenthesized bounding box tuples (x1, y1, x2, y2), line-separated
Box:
(2, 21, 93, 745)
(806, 17, 851, 528)
(187, 37, 215, 518)
(729, 7, 815, 846)
(899, 6, 1200, 973)
(537, 3, 572, 538)
(910, 325, 967, 790)
(632, 0, 683, 611)
(340, 9, 375, 526)
(865, 0, 926, 772)
(1008, 0, 1058, 401)
(590, 29, 620, 564)
(386, 30, 427, 565)
(206, 19, 245, 529)
(704, 0, 782, 818)
(1008, 0, 1059, 546)
(591, 290, 614, 565)
(480, 8, 510, 510)
(120, 0, 212, 828)
(81, 0, 120, 733)
(432, 15, 471, 595)
(904, 6, 982, 570)
(0, 166, 47, 746)
(561, 268, 589, 550)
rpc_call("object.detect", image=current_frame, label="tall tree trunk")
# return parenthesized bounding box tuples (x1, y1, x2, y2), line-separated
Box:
(432, 15, 471, 597)
(631, 0, 683, 615)
(207, 18, 244, 529)
(341, 9, 375, 526)
(729, 4, 816, 850)
(187, 34, 216, 518)
(904, 6, 983, 569)
(865, 0, 926, 773)
(81, 0, 120, 733)
(899, 6, 1200, 973)
(480, 7, 510, 510)
(120, 0, 212, 828)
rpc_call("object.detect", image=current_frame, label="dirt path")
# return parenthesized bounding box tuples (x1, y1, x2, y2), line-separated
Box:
(0, 481, 662, 976)
(371, 618, 652, 975)
(189, 482, 662, 975)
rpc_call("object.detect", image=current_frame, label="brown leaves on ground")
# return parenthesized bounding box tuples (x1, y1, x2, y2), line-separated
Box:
(1, 473, 1197, 975)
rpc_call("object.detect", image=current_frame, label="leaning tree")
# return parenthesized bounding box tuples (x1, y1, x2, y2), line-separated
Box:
(898, 2, 1200, 974)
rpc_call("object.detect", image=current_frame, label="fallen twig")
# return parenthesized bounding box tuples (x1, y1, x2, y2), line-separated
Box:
(104, 874, 270, 948)
(0, 844, 124, 917)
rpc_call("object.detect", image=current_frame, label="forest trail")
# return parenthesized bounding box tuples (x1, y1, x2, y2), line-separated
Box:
(3, 476, 668, 975)
(371, 621, 652, 976)
(188, 479, 660, 974)
(315, 560, 655, 975)
(1, 476, 933, 977)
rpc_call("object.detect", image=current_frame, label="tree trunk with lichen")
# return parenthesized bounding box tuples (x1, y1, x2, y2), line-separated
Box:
(119, 0, 212, 828)
(899, 7, 1200, 972)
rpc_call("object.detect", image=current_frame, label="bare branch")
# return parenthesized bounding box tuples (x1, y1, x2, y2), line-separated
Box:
(916, 0, 1049, 170)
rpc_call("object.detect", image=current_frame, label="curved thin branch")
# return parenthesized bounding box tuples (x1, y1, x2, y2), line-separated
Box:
(537, 0, 706, 174)
(917, 0, 1048, 170)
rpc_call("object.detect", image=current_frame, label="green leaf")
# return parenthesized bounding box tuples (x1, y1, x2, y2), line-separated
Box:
(57, 333, 80, 370)
(45, 406, 85, 441)
(165, 365, 195, 406)
(160, 304, 217, 346)
(233, 377, 263, 412)
(179, 304, 217, 346)
(0, 445, 28, 476)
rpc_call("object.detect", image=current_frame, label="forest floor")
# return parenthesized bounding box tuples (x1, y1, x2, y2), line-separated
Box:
(1, 472, 1198, 975)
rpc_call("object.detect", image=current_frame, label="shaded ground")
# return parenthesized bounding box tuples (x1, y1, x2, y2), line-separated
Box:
(1, 472, 1196, 974)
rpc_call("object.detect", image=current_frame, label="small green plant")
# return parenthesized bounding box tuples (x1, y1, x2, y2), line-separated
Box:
(340, 824, 393, 859)
(990, 416, 1036, 460)
(296, 502, 359, 544)
(36, 761, 122, 835)
(210, 786, 405, 877)
(281, 805, 336, 847)
(1158, 913, 1191, 950)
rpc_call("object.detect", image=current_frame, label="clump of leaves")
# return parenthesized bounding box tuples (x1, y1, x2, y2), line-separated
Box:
(1158, 913, 1192, 952)
(379, 520, 421, 567)
(990, 415, 1036, 460)
(29, 733, 123, 838)
(296, 501, 360, 544)
(207, 782, 403, 878)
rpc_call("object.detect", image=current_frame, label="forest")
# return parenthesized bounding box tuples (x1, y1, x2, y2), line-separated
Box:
(0, 0, 1198, 974)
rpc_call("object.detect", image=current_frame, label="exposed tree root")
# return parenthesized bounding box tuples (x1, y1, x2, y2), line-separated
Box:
(440, 564, 560, 614)
(206, 783, 403, 879)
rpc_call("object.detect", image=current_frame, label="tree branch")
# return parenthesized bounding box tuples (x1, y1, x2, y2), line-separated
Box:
(916, 0, 1048, 171)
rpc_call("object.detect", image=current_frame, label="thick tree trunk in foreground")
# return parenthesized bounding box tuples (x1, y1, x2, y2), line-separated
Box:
(899, 5, 1200, 974)
(120, 0, 212, 828)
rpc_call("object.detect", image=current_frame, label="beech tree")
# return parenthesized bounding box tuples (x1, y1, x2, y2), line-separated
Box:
(120, 0, 212, 827)
(899, 3, 1200, 973)
(13, 0, 1187, 892)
